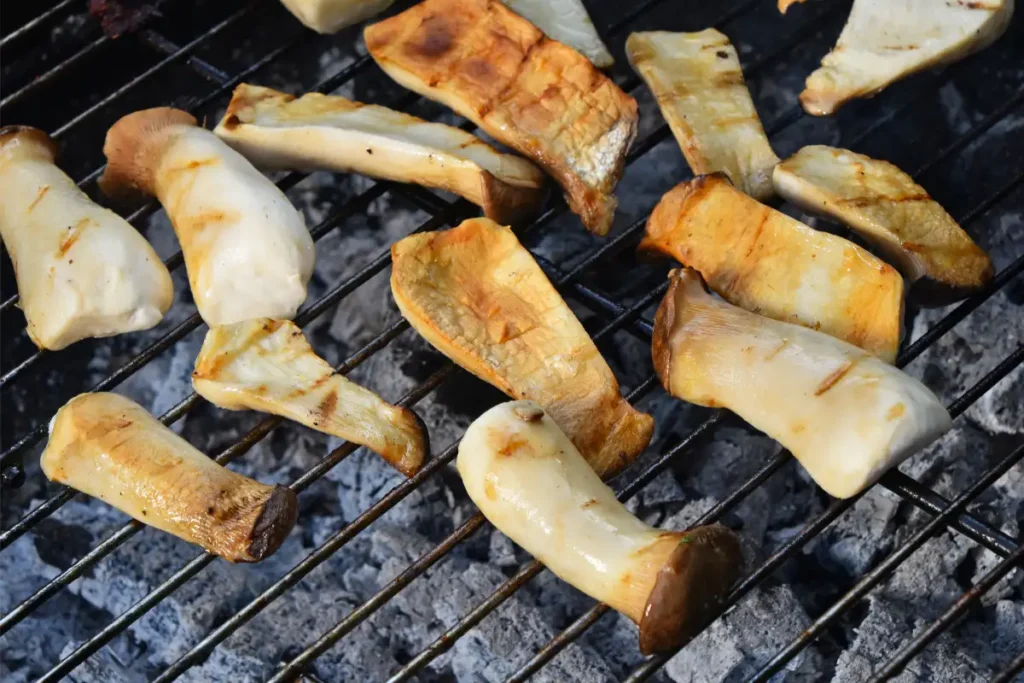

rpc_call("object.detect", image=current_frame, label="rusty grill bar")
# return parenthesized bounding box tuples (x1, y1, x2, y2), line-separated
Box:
(1, 1, 1022, 682)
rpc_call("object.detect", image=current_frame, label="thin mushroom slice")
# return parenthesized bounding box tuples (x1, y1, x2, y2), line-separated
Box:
(214, 84, 546, 225)
(653, 269, 952, 499)
(626, 30, 779, 201)
(458, 400, 743, 653)
(501, 0, 614, 68)
(0, 126, 173, 350)
(99, 107, 315, 327)
(279, 0, 395, 33)
(41, 392, 298, 562)
(193, 319, 428, 477)
(800, 0, 1014, 116)
(391, 217, 655, 478)
(364, 0, 638, 236)
(773, 145, 993, 306)
(640, 174, 904, 363)
(778, 0, 810, 12)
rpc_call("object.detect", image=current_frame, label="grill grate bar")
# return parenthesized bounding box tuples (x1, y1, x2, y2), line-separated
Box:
(751, 438, 1024, 681)
(140, 28, 231, 83)
(0, 35, 112, 110)
(0, 0, 79, 51)
(992, 649, 1024, 682)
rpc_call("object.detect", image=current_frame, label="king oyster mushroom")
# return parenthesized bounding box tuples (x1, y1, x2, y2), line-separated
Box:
(0, 126, 172, 350)
(459, 400, 744, 653)
(213, 84, 546, 225)
(278, 0, 395, 33)
(501, 0, 614, 68)
(41, 392, 297, 562)
(99, 107, 315, 327)
(653, 268, 952, 499)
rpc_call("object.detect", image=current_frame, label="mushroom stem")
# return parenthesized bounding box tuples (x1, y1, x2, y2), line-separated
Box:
(458, 400, 743, 653)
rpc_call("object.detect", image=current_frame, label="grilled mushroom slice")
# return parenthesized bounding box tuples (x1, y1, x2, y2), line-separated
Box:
(279, 0, 394, 33)
(99, 107, 315, 327)
(193, 318, 427, 476)
(801, 0, 1014, 116)
(41, 392, 298, 562)
(773, 145, 993, 305)
(626, 30, 779, 201)
(778, 0, 809, 13)
(501, 0, 614, 68)
(391, 217, 655, 478)
(213, 84, 546, 225)
(654, 269, 951, 499)
(640, 174, 904, 362)
(365, 0, 638, 236)
(0, 126, 173, 350)
(459, 400, 743, 653)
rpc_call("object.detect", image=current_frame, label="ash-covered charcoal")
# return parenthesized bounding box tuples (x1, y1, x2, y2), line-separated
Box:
(89, 0, 162, 38)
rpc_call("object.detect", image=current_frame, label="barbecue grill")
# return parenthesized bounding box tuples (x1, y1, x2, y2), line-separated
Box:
(1, 1, 1022, 681)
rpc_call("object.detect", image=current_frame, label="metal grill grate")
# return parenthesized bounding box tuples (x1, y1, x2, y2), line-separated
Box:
(2, 1, 1022, 681)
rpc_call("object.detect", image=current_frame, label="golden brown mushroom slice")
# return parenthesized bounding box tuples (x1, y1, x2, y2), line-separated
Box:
(459, 400, 743, 652)
(653, 269, 952, 499)
(213, 84, 546, 225)
(640, 174, 904, 363)
(800, 0, 1013, 116)
(626, 30, 779, 201)
(193, 319, 427, 477)
(0, 126, 173, 350)
(391, 217, 655, 478)
(41, 393, 297, 562)
(778, 0, 809, 13)
(773, 145, 993, 306)
(364, 0, 638, 236)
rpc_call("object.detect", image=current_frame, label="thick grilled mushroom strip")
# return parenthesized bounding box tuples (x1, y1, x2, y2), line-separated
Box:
(391, 217, 654, 478)
(626, 30, 779, 201)
(773, 145, 993, 306)
(459, 401, 743, 653)
(99, 107, 315, 327)
(640, 174, 904, 362)
(801, 0, 1013, 116)
(501, 0, 614, 68)
(279, 0, 394, 33)
(654, 269, 951, 499)
(0, 126, 172, 350)
(214, 84, 546, 225)
(41, 393, 297, 562)
(193, 319, 428, 477)
(365, 0, 638, 236)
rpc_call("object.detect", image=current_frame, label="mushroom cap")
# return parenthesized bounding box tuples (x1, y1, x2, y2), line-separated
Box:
(637, 523, 744, 654)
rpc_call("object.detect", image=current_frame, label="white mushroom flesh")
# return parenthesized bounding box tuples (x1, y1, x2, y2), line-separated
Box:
(279, 0, 395, 33)
(501, 0, 614, 68)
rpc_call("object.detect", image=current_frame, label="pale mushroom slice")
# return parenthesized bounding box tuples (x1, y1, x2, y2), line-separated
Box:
(391, 217, 655, 478)
(279, 0, 394, 33)
(193, 318, 427, 477)
(640, 174, 904, 363)
(41, 392, 297, 562)
(773, 145, 993, 306)
(459, 400, 743, 653)
(99, 107, 315, 327)
(501, 0, 614, 68)
(801, 0, 1014, 116)
(654, 269, 951, 499)
(365, 0, 638, 236)
(0, 126, 173, 351)
(626, 30, 780, 201)
(213, 84, 546, 225)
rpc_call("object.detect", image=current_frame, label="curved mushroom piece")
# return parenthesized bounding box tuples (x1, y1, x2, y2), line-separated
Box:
(778, 0, 809, 13)
(640, 174, 904, 362)
(279, 0, 394, 33)
(365, 0, 638, 236)
(391, 217, 654, 478)
(773, 145, 993, 306)
(800, 0, 1013, 116)
(459, 400, 743, 653)
(626, 30, 779, 201)
(99, 108, 315, 327)
(501, 0, 614, 68)
(41, 392, 297, 562)
(214, 84, 546, 225)
(0, 126, 173, 350)
(654, 269, 952, 499)
(193, 318, 428, 476)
